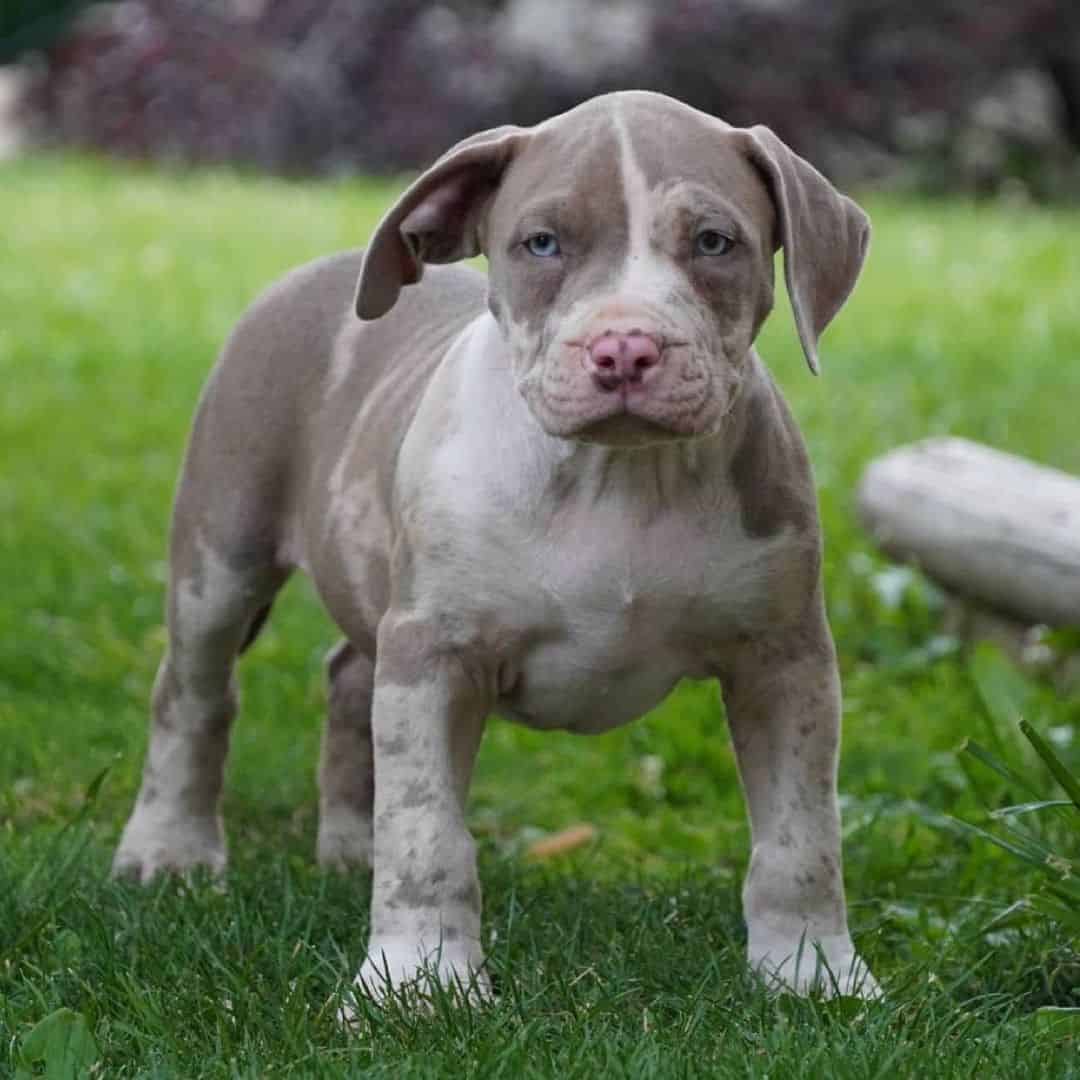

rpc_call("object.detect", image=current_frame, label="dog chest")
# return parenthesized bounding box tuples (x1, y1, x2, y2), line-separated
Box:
(395, 366, 813, 733)
(486, 511, 797, 733)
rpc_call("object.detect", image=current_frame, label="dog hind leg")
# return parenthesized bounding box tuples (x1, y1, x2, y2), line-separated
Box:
(113, 521, 288, 883)
(317, 640, 375, 870)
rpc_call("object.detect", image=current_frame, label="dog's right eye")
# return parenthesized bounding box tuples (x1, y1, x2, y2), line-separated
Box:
(694, 229, 734, 257)
(524, 232, 561, 258)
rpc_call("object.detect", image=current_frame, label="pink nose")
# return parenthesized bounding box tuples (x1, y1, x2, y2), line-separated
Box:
(585, 331, 662, 392)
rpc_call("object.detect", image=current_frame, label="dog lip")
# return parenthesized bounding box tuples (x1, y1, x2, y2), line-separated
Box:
(552, 393, 708, 441)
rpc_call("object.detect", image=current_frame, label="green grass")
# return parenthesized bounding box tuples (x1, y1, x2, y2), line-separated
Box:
(2, 154, 1079, 1076)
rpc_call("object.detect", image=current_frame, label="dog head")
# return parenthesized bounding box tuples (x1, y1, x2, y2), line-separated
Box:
(356, 91, 869, 447)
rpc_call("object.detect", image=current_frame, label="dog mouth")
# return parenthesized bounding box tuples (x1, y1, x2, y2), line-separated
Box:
(528, 369, 721, 446)
(527, 389, 718, 446)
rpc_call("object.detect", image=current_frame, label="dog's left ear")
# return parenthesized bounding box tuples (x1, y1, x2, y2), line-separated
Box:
(740, 126, 870, 375)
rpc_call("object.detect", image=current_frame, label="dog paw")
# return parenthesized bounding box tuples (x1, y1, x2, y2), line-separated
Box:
(339, 937, 491, 1021)
(316, 810, 373, 872)
(112, 810, 227, 884)
(749, 933, 881, 1000)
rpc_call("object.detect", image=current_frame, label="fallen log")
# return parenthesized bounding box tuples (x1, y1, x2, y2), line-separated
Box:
(857, 437, 1080, 627)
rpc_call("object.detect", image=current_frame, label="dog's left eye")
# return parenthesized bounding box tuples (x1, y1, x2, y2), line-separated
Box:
(694, 229, 734, 256)
(524, 231, 561, 258)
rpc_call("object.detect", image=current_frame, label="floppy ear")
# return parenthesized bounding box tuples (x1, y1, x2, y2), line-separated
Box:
(355, 125, 529, 320)
(740, 126, 870, 374)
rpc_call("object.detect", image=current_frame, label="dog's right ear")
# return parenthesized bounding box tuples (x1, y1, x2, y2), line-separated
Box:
(355, 126, 529, 320)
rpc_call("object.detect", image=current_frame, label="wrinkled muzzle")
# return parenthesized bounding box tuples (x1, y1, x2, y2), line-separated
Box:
(515, 297, 742, 446)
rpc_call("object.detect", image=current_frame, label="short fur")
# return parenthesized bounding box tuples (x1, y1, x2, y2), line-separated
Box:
(114, 91, 877, 1005)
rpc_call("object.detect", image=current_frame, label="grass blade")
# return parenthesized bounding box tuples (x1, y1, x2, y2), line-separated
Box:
(959, 739, 1041, 799)
(943, 816, 1048, 868)
(1019, 719, 1080, 811)
(977, 898, 1032, 934)
(967, 642, 1032, 759)
(990, 799, 1073, 819)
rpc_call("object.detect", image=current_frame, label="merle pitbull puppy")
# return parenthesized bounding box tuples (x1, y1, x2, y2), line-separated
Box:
(114, 91, 877, 1002)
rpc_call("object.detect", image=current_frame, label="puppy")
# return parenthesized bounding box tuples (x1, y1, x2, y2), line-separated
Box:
(114, 91, 877, 1003)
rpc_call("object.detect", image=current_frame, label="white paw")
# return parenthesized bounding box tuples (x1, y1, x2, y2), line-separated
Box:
(317, 810, 373, 871)
(112, 808, 226, 883)
(339, 936, 491, 1021)
(749, 933, 881, 1000)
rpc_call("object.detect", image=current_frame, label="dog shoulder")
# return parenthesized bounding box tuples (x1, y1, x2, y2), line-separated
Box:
(728, 357, 819, 544)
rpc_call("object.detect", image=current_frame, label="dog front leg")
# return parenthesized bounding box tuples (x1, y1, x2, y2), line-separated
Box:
(351, 613, 490, 1006)
(719, 608, 879, 998)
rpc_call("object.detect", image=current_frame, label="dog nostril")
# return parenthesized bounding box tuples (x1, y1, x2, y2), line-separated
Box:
(586, 331, 660, 390)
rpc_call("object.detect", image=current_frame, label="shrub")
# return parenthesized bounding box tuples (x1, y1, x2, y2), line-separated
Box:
(15, 0, 1080, 196)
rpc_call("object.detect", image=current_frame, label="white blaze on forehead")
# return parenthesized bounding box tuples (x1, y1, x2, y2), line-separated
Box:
(613, 105, 676, 299)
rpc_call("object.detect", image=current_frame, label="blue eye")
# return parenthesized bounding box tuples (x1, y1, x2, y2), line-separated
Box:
(695, 229, 734, 256)
(524, 231, 560, 257)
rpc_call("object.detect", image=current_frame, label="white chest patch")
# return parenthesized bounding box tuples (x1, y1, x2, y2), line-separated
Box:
(395, 318, 802, 736)
(409, 430, 795, 733)
(499, 503, 791, 732)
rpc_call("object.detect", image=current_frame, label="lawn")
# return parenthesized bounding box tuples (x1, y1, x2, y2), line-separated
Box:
(1, 155, 1078, 1077)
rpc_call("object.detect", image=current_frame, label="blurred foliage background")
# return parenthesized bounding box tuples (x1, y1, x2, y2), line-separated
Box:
(2, 0, 1079, 198)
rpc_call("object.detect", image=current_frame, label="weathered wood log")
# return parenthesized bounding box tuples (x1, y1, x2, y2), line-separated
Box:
(857, 437, 1080, 627)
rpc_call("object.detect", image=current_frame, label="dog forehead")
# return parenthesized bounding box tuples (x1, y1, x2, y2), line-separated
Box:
(492, 107, 624, 222)
(615, 95, 774, 228)
(496, 91, 774, 239)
